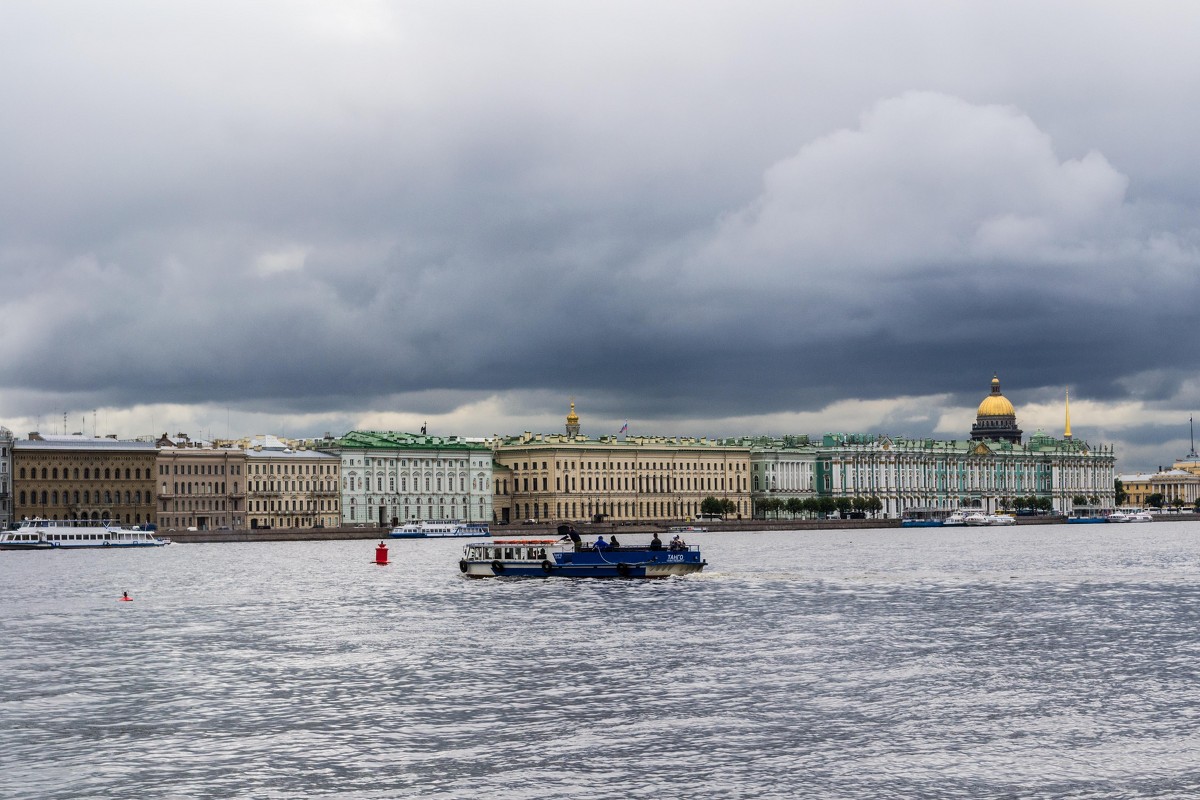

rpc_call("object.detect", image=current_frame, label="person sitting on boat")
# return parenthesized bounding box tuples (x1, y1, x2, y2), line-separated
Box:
(670, 534, 685, 551)
(609, 534, 620, 549)
(593, 535, 609, 550)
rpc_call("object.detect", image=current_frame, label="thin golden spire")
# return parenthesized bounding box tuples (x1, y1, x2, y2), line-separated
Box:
(1064, 387, 1072, 440)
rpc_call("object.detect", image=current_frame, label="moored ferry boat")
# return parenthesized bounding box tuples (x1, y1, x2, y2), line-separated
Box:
(986, 513, 1016, 526)
(0, 518, 171, 550)
(389, 520, 491, 539)
(1106, 511, 1131, 523)
(942, 511, 969, 527)
(459, 525, 706, 579)
(667, 525, 708, 534)
(901, 508, 950, 527)
(1127, 510, 1154, 523)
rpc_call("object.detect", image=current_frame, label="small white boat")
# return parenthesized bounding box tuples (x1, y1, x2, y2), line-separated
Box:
(1106, 511, 1131, 523)
(986, 514, 1016, 526)
(1127, 510, 1154, 523)
(667, 525, 708, 534)
(964, 513, 989, 526)
(0, 518, 170, 550)
(942, 511, 969, 527)
(389, 520, 491, 539)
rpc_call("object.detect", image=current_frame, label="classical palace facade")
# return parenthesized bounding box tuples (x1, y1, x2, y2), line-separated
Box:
(155, 433, 248, 530)
(490, 404, 751, 523)
(243, 435, 341, 530)
(747, 376, 1117, 517)
(13, 433, 157, 526)
(324, 431, 493, 526)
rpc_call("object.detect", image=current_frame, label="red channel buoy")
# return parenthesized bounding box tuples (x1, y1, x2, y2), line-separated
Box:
(374, 542, 389, 566)
(120, 591, 133, 602)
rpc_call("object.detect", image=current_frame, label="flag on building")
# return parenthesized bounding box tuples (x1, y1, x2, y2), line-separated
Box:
(619, 421, 628, 434)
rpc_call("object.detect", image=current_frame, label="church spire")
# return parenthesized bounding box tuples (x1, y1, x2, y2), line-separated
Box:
(1064, 387, 1072, 440)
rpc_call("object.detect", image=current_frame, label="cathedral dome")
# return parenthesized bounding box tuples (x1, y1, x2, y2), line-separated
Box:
(974, 379, 1012, 419)
(970, 374, 1023, 444)
(976, 376, 1016, 417)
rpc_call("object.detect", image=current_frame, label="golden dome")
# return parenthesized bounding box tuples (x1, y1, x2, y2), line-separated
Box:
(566, 401, 579, 424)
(977, 375, 1016, 417)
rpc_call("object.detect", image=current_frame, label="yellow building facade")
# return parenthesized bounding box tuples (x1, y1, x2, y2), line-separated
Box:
(491, 406, 751, 523)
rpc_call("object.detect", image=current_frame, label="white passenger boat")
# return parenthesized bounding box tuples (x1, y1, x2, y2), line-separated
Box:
(942, 511, 969, 527)
(667, 525, 708, 534)
(986, 513, 1016, 526)
(964, 513, 989, 526)
(1127, 510, 1154, 523)
(1106, 511, 1131, 523)
(389, 520, 491, 539)
(0, 518, 171, 550)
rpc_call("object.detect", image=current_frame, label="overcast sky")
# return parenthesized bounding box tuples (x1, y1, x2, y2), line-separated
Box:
(2, 1, 1198, 472)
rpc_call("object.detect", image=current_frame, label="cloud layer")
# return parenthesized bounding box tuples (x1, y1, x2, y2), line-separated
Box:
(2, 2, 1199, 470)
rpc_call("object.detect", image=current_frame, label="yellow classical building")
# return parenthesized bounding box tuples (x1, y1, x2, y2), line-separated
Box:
(490, 403, 751, 524)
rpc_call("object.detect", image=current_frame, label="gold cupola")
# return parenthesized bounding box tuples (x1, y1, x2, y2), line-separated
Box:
(565, 401, 580, 437)
(976, 375, 1017, 418)
(970, 374, 1023, 444)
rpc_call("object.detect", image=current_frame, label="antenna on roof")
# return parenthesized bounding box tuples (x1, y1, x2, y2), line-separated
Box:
(1187, 416, 1198, 461)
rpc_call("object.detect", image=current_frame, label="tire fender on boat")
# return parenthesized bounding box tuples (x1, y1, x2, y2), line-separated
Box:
(459, 559, 468, 573)
(541, 559, 553, 574)
(616, 562, 631, 577)
(491, 560, 505, 574)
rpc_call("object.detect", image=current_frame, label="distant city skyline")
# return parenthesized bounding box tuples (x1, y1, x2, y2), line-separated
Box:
(2, 3, 1198, 474)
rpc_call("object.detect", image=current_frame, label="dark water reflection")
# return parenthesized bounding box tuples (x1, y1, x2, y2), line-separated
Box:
(5, 523, 1200, 798)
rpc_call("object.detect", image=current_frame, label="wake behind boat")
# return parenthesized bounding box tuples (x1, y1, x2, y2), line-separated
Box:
(0, 518, 170, 550)
(458, 524, 706, 579)
(389, 520, 491, 539)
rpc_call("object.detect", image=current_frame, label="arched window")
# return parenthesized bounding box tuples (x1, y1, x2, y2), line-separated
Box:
(125, 468, 131, 479)
(19, 491, 25, 504)
(51, 491, 58, 505)
(105, 469, 111, 479)
(52, 467, 58, 479)
(41, 468, 47, 479)
(73, 491, 80, 504)
(74, 468, 79, 479)
(105, 490, 112, 504)
(40, 490, 48, 504)
(18, 468, 25, 479)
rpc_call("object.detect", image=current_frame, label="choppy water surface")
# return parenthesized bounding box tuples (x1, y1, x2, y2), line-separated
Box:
(5, 523, 1200, 799)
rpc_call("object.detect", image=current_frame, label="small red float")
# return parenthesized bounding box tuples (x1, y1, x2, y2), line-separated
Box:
(374, 542, 389, 566)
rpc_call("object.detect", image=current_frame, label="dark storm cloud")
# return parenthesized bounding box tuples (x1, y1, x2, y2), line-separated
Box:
(1, 2, 1199, 471)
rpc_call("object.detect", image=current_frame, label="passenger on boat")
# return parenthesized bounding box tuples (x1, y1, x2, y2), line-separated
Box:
(593, 535, 609, 550)
(670, 534, 685, 550)
(650, 532, 663, 550)
(609, 535, 621, 549)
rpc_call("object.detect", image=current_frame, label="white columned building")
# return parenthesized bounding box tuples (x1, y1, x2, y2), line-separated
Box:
(325, 431, 493, 526)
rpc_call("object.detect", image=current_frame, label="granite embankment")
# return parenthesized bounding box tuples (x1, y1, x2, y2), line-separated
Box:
(161, 513, 1200, 544)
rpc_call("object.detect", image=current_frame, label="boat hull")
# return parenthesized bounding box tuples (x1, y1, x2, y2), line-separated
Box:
(460, 546, 706, 579)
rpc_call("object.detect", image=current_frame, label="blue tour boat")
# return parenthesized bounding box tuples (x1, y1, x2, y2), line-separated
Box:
(458, 525, 707, 579)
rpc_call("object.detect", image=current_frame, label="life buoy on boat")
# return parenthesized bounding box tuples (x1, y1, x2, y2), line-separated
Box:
(616, 562, 631, 577)
(459, 559, 468, 573)
(541, 559, 553, 574)
(491, 560, 505, 574)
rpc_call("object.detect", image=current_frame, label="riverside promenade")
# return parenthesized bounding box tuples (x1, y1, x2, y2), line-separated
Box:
(159, 513, 1200, 544)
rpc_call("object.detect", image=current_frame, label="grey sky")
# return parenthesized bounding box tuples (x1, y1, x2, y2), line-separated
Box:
(2, 2, 1198, 470)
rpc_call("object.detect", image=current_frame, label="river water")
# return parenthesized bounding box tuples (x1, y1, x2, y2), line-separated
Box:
(4, 523, 1200, 799)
